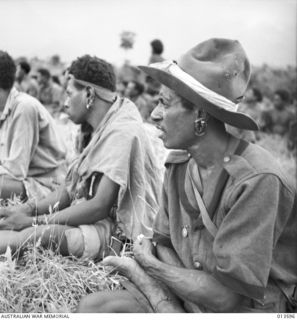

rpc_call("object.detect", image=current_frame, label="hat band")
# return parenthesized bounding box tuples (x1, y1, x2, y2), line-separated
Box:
(70, 75, 117, 103)
(153, 60, 239, 112)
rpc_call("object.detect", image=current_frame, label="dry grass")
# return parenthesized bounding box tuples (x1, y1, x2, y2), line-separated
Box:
(0, 198, 129, 313)
(0, 243, 128, 313)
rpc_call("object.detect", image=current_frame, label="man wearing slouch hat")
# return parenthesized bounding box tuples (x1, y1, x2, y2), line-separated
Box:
(77, 38, 297, 313)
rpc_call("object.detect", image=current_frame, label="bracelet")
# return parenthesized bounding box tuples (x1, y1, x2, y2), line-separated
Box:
(153, 296, 172, 312)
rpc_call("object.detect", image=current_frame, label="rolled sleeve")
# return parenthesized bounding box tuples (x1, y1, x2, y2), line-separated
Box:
(213, 174, 293, 300)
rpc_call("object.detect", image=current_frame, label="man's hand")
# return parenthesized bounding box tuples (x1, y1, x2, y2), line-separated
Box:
(0, 209, 33, 231)
(101, 256, 139, 280)
(133, 236, 156, 268)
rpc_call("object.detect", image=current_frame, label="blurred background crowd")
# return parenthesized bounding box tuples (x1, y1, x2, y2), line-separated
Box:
(10, 33, 297, 184)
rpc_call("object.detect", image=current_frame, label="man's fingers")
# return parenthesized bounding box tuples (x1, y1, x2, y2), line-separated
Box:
(101, 256, 122, 267)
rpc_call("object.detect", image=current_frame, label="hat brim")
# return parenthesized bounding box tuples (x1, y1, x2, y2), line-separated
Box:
(139, 65, 259, 131)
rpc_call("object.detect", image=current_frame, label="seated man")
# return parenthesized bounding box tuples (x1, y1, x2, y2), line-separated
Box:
(77, 39, 297, 313)
(0, 51, 66, 201)
(0, 55, 162, 262)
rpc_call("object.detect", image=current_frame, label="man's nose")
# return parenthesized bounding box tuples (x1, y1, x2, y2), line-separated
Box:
(151, 103, 163, 121)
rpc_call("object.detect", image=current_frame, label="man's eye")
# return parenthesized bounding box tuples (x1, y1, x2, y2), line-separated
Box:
(159, 98, 169, 108)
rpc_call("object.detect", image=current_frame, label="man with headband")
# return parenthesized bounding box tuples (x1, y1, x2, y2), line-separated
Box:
(0, 55, 162, 263)
(77, 39, 297, 313)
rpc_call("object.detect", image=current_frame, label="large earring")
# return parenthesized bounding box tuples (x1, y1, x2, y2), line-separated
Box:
(194, 110, 208, 136)
(86, 97, 94, 110)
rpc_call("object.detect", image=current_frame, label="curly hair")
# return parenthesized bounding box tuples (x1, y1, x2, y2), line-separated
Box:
(151, 39, 164, 55)
(69, 55, 116, 92)
(0, 51, 16, 90)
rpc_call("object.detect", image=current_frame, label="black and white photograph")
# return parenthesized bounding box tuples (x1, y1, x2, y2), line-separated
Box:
(0, 0, 296, 317)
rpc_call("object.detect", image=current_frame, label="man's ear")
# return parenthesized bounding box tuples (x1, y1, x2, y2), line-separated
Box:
(86, 86, 95, 100)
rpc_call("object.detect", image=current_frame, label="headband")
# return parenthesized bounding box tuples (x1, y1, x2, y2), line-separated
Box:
(155, 60, 239, 112)
(69, 75, 117, 103)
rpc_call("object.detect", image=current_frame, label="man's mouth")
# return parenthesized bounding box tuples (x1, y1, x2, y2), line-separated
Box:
(155, 124, 165, 132)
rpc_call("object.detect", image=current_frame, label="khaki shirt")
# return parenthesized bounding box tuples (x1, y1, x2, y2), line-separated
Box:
(0, 88, 66, 199)
(153, 141, 296, 312)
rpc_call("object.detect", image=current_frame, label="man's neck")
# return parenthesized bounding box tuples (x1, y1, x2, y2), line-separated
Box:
(188, 126, 231, 170)
(86, 100, 112, 131)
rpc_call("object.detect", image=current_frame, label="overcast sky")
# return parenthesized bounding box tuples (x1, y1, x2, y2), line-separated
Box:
(0, 0, 296, 67)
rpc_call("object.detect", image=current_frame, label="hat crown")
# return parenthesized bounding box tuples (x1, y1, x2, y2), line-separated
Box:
(178, 38, 250, 102)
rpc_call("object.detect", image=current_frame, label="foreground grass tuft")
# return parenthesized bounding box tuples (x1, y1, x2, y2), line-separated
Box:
(0, 244, 126, 313)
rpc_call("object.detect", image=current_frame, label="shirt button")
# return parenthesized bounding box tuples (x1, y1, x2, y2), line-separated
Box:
(223, 156, 231, 163)
(193, 261, 203, 270)
(182, 226, 188, 238)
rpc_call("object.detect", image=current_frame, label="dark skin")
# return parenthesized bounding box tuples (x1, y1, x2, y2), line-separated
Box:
(77, 238, 242, 313)
(77, 87, 243, 313)
(77, 243, 185, 313)
(0, 79, 120, 256)
(0, 175, 119, 255)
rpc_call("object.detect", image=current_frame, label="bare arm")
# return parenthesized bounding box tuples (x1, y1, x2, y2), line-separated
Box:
(32, 184, 71, 215)
(101, 256, 185, 313)
(0, 175, 119, 230)
(134, 240, 242, 312)
(42, 174, 119, 226)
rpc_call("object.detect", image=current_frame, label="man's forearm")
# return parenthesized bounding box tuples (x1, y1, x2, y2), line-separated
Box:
(142, 254, 241, 312)
(124, 260, 184, 313)
(43, 196, 109, 226)
(28, 185, 71, 216)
